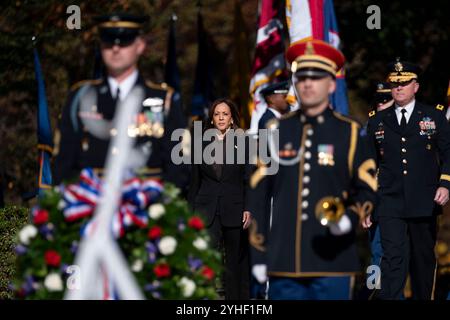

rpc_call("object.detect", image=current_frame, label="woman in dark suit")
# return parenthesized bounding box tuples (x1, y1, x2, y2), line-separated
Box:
(188, 98, 252, 300)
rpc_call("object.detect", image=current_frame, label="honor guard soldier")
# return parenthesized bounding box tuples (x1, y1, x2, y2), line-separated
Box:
(53, 13, 187, 189)
(364, 58, 450, 299)
(250, 80, 290, 299)
(258, 81, 290, 130)
(248, 39, 377, 300)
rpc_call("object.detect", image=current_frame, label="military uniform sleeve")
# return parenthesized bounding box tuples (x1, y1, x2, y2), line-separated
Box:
(52, 90, 82, 185)
(347, 126, 378, 223)
(436, 107, 450, 190)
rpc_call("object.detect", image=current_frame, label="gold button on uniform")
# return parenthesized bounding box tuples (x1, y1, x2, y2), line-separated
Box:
(402, 148, 406, 153)
(401, 137, 406, 142)
(403, 170, 407, 175)
(402, 159, 407, 164)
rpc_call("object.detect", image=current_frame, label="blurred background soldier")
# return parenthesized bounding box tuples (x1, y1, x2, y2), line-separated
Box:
(53, 13, 188, 190)
(249, 39, 377, 300)
(250, 80, 290, 299)
(364, 58, 450, 299)
(368, 82, 393, 279)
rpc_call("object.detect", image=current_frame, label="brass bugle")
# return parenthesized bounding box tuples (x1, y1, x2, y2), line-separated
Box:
(315, 196, 345, 226)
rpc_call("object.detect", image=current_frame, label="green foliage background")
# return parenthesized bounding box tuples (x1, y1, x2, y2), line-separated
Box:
(1, 0, 449, 204)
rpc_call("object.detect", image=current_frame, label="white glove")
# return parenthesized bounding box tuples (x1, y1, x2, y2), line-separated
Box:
(329, 214, 352, 236)
(252, 264, 267, 284)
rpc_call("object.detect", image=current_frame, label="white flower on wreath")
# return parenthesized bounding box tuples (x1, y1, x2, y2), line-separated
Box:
(57, 200, 66, 210)
(148, 203, 165, 220)
(44, 272, 63, 292)
(179, 277, 196, 298)
(158, 236, 177, 255)
(131, 259, 144, 272)
(19, 224, 38, 245)
(193, 237, 207, 251)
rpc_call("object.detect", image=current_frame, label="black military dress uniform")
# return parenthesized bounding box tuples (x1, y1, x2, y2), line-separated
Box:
(249, 39, 378, 300)
(53, 75, 186, 187)
(53, 13, 187, 189)
(251, 107, 377, 279)
(366, 101, 450, 299)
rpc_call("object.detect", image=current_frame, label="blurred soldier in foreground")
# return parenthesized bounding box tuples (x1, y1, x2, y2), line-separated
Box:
(53, 13, 187, 189)
(249, 39, 377, 300)
(364, 58, 450, 299)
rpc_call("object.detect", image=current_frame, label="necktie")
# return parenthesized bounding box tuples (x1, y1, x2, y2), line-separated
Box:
(114, 87, 120, 105)
(400, 109, 407, 130)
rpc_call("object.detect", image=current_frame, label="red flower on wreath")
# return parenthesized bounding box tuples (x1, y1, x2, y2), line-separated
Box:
(188, 216, 205, 230)
(201, 266, 215, 281)
(148, 226, 163, 240)
(44, 250, 61, 267)
(153, 263, 171, 278)
(33, 209, 49, 225)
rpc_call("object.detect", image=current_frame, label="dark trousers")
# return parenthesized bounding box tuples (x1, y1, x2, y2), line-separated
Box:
(209, 214, 250, 300)
(378, 216, 437, 300)
(268, 276, 352, 300)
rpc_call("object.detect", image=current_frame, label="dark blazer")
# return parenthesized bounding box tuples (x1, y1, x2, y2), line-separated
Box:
(366, 101, 450, 219)
(188, 130, 253, 227)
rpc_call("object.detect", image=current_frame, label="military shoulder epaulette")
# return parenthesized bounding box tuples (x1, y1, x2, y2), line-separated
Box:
(145, 80, 174, 93)
(70, 78, 103, 92)
(333, 111, 361, 127)
(368, 110, 376, 117)
(436, 104, 445, 111)
(265, 118, 279, 130)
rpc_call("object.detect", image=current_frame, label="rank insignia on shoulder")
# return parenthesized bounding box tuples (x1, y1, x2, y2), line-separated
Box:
(436, 104, 444, 111)
(369, 110, 376, 117)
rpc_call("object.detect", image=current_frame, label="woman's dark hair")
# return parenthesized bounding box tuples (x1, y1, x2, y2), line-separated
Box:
(206, 98, 241, 130)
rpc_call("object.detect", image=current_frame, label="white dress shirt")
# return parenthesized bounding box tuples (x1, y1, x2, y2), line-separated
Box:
(394, 100, 415, 125)
(268, 107, 282, 119)
(107, 69, 139, 101)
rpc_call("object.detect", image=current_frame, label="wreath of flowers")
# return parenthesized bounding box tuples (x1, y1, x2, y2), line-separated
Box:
(12, 168, 221, 299)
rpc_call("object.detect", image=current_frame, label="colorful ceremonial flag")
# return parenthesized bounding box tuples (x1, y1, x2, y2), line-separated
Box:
(249, 0, 287, 134)
(229, 0, 252, 129)
(164, 14, 181, 93)
(33, 47, 53, 194)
